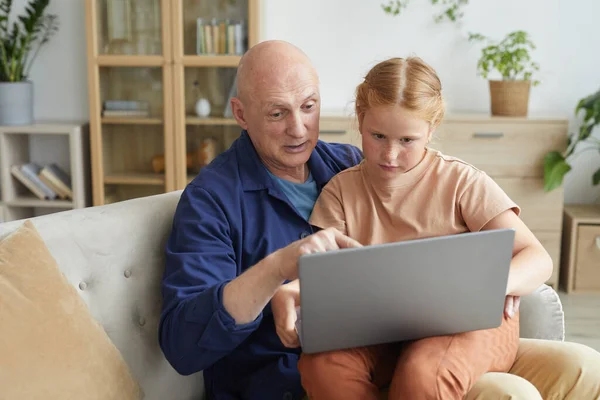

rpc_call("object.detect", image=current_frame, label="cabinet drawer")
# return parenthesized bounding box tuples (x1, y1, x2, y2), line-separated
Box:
(533, 230, 561, 287)
(574, 225, 600, 291)
(493, 178, 563, 231)
(433, 121, 567, 177)
(319, 117, 361, 147)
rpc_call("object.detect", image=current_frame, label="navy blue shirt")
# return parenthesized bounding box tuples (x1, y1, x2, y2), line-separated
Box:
(159, 131, 362, 400)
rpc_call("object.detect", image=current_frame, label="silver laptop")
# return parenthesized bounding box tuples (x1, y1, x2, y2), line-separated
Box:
(296, 229, 515, 354)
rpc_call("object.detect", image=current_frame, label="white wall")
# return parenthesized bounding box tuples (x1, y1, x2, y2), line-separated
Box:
(14, 0, 600, 203)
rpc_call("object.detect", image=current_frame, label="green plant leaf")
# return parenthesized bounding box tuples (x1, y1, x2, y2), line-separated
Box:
(543, 151, 571, 192)
(593, 167, 600, 186)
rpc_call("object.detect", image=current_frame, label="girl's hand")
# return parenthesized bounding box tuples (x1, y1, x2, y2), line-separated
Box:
(504, 295, 521, 319)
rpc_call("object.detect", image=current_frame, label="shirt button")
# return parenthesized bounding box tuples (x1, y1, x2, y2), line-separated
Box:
(283, 392, 293, 400)
(300, 231, 310, 239)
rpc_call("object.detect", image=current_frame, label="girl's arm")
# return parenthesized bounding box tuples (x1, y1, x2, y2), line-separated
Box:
(481, 209, 553, 296)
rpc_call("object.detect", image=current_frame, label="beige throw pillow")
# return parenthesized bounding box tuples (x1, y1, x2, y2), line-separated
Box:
(0, 220, 140, 399)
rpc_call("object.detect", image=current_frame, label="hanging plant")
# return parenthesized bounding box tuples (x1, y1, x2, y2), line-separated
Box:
(381, 0, 469, 23)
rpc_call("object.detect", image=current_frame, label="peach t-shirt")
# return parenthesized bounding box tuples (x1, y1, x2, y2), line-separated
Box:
(309, 148, 521, 245)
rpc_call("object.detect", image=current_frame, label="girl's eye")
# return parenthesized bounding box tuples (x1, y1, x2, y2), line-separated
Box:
(372, 133, 385, 140)
(401, 138, 414, 143)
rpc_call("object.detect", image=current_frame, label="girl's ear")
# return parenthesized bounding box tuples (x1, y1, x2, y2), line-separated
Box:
(427, 126, 435, 144)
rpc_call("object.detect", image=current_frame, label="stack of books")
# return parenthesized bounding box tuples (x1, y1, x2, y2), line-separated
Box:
(102, 100, 150, 118)
(11, 163, 73, 201)
(196, 18, 246, 55)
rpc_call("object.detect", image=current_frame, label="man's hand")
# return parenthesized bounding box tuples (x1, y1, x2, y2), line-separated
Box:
(272, 280, 300, 348)
(504, 295, 521, 319)
(269, 227, 362, 282)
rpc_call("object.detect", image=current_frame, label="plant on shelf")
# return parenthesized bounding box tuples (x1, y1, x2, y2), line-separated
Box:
(468, 30, 540, 117)
(0, 0, 59, 125)
(381, 0, 469, 23)
(544, 89, 600, 192)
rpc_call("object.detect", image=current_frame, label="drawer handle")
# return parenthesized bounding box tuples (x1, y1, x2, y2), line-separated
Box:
(596, 236, 600, 250)
(320, 130, 346, 135)
(473, 132, 504, 138)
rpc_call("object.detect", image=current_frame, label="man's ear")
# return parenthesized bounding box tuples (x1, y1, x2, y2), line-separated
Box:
(231, 97, 249, 130)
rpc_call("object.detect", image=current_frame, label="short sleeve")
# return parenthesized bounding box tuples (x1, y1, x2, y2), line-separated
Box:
(309, 181, 347, 235)
(459, 170, 521, 232)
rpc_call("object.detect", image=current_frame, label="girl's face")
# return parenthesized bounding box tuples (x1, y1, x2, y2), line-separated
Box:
(360, 104, 433, 181)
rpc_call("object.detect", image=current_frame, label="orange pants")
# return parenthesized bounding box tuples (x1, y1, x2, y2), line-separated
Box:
(299, 312, 520, 400)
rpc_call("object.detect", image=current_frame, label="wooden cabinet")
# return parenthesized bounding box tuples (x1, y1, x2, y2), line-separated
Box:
(318, 114, 568, 288)
(561, 206, 600, 293)
(86, 0, 260, 205)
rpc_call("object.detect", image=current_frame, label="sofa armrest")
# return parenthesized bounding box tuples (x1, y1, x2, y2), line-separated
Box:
(519, 284, 565, 341)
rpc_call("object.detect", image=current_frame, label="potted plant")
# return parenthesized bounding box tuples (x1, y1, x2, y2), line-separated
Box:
(544, 89, 600, 192)
(381, 0, 469, 23)
(0, 0, 58, 126)
(469, 30, 540, 117)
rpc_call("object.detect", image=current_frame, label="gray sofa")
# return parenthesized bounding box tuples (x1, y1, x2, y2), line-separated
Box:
(0, 191, 565, 400)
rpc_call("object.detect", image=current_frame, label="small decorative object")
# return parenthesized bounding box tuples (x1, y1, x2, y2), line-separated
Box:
(192, 80, 211, 117)
(195, 98, 211, 118)
(469, 31, 540, 117)
(199, 138, 217, 167)
(151, 138, 218, 174)
(543, 89, 600, 192)
(0, 0, 59, 126)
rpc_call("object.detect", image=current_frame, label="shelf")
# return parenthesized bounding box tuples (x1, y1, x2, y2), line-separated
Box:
(104, 173, 165, 185)
(97, 55, 165, 67)
(182, 55, 241, 67)
(102, 117, 164, 125)
(5, 197, 74, 208)
(186, 117, 238, 126)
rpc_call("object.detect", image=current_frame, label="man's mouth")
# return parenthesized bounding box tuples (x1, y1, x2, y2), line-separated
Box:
(284, 141, 308, 153)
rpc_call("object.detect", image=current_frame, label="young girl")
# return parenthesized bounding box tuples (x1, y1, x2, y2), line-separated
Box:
(298, 57, 553, 399)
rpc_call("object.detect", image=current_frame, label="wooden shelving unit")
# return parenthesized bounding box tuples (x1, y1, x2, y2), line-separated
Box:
(0, 121, 91, 222)
(86, 0, 261, 205)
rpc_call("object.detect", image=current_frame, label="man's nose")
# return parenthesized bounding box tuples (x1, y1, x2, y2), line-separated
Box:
(286, 111, 306, 138)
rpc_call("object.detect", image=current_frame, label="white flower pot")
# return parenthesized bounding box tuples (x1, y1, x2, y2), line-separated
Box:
(0, 81, 34, 126)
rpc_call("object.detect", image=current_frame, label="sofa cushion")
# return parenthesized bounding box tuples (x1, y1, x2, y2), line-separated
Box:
(0, 220, 140, 399)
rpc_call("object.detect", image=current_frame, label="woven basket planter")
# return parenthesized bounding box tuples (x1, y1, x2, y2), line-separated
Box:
(489, 80, 531, 117)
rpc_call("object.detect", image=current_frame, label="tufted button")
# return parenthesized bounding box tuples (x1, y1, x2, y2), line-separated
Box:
(139, 317, 146, 327)
(300, 231, 310, 239)
(282, 392, 293, 400)
(124, 269, 132, 278)
(78, 281, 87, 290)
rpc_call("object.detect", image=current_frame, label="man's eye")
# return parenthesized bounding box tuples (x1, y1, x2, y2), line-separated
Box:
(305, 103, 314, 109)
(271, 112, 282, 118)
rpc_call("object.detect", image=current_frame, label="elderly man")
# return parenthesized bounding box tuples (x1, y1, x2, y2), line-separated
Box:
(159, 40, 600, 400)
(159, 40, 362, 400)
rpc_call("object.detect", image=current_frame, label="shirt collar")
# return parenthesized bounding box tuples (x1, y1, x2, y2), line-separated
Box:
(236, 130, 337, 192)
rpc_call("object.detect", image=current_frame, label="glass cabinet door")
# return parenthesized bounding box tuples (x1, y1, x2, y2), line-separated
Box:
(172, 0, 259, 189)
(97, 0, 164, 56)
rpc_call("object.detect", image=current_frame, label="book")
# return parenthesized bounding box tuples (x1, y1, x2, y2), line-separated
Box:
(102, 109, 150, 117)
(11, 163, 58, 200)
(103, 100, 149, 111)
(39, 164, 73, 200)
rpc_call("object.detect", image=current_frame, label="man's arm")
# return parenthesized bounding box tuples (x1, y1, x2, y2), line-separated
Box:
(159, 186, 262, 375)
(223, 227, 363, 324)
(159, 186, 362, 374)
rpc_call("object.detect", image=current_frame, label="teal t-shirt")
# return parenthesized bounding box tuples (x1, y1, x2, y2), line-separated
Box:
(268, 169, 319, 221)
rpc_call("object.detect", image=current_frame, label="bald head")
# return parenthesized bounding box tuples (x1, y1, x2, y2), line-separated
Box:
(236, 40, 319, 103)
